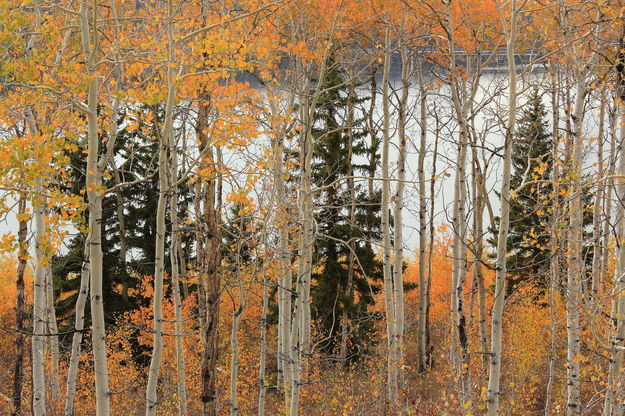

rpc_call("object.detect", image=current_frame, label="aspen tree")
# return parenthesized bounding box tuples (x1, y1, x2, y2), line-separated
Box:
(32, 178, 47, 416)
(443, 0, 471, 375)
(380, 23, 398, 403)
(288, 8, 339, 411)
(145, 0, 176, 413)
(591, 95, 606, 297)
(487, 0, 518, 413)
(44, 260, 60, 400)
(258, 238, 269, 416)
(79, 1, 111, 413)
(565, 69, 590, 416)
(170, 118, 187, 416)
(416, 62, 429, 373)
(393, 41, 411, 371)
(545, 68, 562, 416)
(63, 237, 90, 416)
(603, 38, 625, 416)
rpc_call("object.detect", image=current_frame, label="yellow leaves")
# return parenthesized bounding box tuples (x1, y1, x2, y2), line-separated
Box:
(15, 212, 31, 222)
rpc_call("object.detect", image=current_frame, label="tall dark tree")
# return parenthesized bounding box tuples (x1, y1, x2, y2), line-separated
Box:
(491, 88, 553, 290)
(309, 56, 382, 361)
(52, 104, 192, 331)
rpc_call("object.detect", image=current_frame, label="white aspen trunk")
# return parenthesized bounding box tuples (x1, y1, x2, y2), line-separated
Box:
(79, 1, 111, 413)
(230, 224, 246, 416)
(486, 1, 517, 413)
(544, 70, 561, 416)
(603, 59, 625, 416)
(271, 130, 291, 392)
(565, 73, 587, 416)
(258, 243, 269, 416)
(63, 236, 90, 416)
(472, 152, 488, 375)
(289, 71, 312, 415)
(445, 0, 470, 368)
(393, 44, 410, 372)
(170, 136, 187, 416)
(416, 64, 429, 373)
(591, 96, 606, 297)
(32, 178, 47, 416)
(44, 263, 60, 400)
(380, 24, 398, 404)
(602, 108, 616, 290)
(145, 1, 175, 411)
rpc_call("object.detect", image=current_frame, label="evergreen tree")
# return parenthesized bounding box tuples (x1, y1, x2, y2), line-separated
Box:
(52, 104, 192, 332)
(310, 56, 382, 361)
(491, 88, 553, 290)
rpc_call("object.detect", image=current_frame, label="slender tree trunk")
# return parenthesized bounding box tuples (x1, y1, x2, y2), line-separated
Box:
(170, 129, 187, 416)
(340, 77, 357, 365)
(565, 72, 587, 416)
(145, 3, 176, 410)
(544, 69, 561, 416)
(380, 24, 398, 404)
(44, 263, 60, 401)
(603, 43, 625, 416)
(80, 1, 111, 413)
(63, 236, 90, 416)
(393, 44, 410, 374)
(229, 224, 247, 416)
(273, 132, 290, 392)
(591, 95, 606, 297)
(289, 70, 314, 415)
(258, 245, 269, 416)
(32, 177, 47, 416)
(416, 64, 429, 373)
(11, 194, 28, 416)
(486, 1, 517, 413)
(472, 153, 488, 375)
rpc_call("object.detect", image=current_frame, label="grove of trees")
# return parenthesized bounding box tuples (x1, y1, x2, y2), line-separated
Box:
(1, 0, 625, 415)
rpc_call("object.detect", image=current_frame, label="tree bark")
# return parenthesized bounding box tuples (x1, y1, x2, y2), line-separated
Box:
(80, 1, 111, 413)
(565, 72, 588, 416)
(145, 1, 176, 412)
(416, 63, 429, 373)
(170, 115, 187, 416)
(380, 24, 398, 404)
(32, 178, 47, 416)
(11, 194, 28, 416)
(486, 1, 517, 413)
(63, 235, 91, 416)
